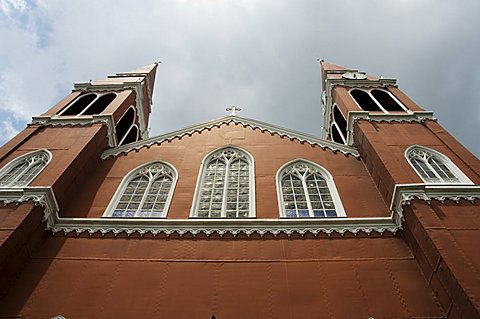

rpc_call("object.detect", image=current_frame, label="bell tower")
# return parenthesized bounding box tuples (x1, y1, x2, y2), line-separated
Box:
(0, 64, 158, 297)
(31, 63, 158, 146)
(321, 60, 480, 317)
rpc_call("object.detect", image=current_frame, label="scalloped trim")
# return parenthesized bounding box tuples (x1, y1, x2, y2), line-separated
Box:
(346, 112, 436, 145)
(1, 184, 478, 238)
(30, 115, 117, 147)
(101, 116, 360, 159)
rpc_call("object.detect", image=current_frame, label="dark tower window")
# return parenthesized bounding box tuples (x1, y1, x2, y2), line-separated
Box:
(83, 93, 116, 115)
(60, 93, 97, 116)
(331, 124, 344, 144)
(333, 105, 347, 137)
(116, 107, 137, 145)
(122, 126, 139, 145)
(371, 90, 405, 112)
(350, 89, 382, 112)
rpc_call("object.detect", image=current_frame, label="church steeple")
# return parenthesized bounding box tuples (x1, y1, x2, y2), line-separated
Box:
(319, 60, 432, 145)
(32, 63, 159, 146)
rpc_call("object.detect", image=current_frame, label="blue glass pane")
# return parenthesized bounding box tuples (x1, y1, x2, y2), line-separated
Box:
(151, 211, 163, 217)
(125, 211, 136, 217)
(286, 210, 297, 218)
(325, 210, 337, 217)
(112, 211, 124, 217)
(313, 210, 325, 217)
(298, 210, 309, 217)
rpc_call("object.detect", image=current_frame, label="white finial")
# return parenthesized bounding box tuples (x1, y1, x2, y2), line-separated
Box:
(226, 105, 242, 116)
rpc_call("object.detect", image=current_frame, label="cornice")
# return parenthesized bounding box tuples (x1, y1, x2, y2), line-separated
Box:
(100, 116, 360, 159)
(30, 115, 117, 147)
(0, 186, 59, 228)
(2, 184, 478, 238)
(49, 216, 397, 237)
(346, 111, 436, 145)
(390, 184, 480, 225)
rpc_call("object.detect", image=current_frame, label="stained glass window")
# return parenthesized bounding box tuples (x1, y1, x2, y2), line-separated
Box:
(194, 147, 253, 218)
(0, 150, 51, 187)
(407, 147, 465, 184)
(278, 161, 344, 218)
(109, 162, 176, 218)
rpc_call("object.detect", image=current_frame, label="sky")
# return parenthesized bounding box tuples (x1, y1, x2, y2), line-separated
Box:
(0, 0, 479, 157)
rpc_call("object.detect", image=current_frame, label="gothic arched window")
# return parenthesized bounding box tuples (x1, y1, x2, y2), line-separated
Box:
(0, 150, 51, 187)
(277, 160, 345, 218)
(116, 106, 139, 146)
(406, 146, 472, 184)
(104, 161, 178, 218)
(191, 147, 255, 218)
(58, 92, 117, 116)
(350, 88, 408, 113)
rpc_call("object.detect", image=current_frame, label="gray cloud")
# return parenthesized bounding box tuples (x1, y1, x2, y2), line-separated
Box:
(0, 0, 479, 157)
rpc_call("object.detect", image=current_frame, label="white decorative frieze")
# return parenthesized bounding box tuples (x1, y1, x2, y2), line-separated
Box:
(30, 115, 117, 147)
(0, 187, 60, 228)
(346, 111, 436, 145)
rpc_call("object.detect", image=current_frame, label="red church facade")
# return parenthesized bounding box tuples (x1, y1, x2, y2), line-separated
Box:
(0, 62, 479, 318)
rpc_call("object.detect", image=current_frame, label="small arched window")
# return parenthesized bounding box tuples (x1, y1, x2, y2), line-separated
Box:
(83, 93, 116, 115)
(371, 89, 404, 112)
(104, 161, 178, 218)
(331, 104, 347, 144)
(116, 106, 139, 145)
(277, 160, 345, 218)
(350, 89, 382, 112)
(406, 146, 472, 184)
(58, 92, 117, 116)
(350, 88, 408, 113)
(0, 150, 51, 187)
(191, 147, 255, 218)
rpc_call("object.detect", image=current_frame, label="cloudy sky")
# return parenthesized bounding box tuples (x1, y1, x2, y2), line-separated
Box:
(0, 0, 479, 156)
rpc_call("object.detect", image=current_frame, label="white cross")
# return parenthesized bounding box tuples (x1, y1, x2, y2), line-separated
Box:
(226, 106, 242, 116)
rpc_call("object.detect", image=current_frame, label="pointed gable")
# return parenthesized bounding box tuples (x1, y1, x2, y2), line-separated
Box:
(102, 115, 359, 159)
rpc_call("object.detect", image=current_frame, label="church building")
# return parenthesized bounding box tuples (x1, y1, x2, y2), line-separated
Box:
(0, 61, 479, 318)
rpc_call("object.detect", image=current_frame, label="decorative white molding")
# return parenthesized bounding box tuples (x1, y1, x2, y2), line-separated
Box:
(101, 115, 360, 159)
(0, 186, 60, 228)
(48, 216, 398, 237)
(346, 111, 436, 145)
(2, 183, 478, 238)
(390, 184, 480, 226)
(30, 115, 118, 147)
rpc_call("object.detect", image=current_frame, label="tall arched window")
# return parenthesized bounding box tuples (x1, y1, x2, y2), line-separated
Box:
(191, 147, 255, 218)
(104, 161, 178, 218)
(276, 160, 345, 218)
(406, 145, 472, 184)
(0, 150, 51, 187)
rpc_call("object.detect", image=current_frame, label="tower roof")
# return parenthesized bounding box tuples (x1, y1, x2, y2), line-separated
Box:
(320, 60, 379, 84)
(114, 63, 159, 97)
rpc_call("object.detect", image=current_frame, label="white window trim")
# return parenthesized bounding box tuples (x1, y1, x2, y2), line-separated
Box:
(57, 92, 117, 117)
(0, 149, 52, 188)
(348, 88, 411, 114)
(102, 160, 179, 218)
(405, 145, 474, 185)
(276, 159, 346, 218)
(190, 146, 256, 218)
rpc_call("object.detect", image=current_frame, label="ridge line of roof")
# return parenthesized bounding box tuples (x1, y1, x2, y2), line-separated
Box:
(101, 116, 360, 159)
